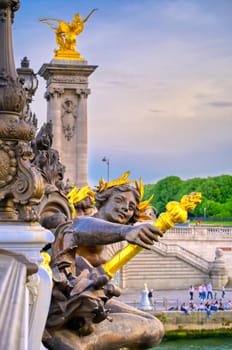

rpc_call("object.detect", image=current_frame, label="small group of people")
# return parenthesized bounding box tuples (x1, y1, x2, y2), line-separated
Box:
(181, 282, 229, 318)
(188, 283, 226, 302)
(181, 298, 232, 317)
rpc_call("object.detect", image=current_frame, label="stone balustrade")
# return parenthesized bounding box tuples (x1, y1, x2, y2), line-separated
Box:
(164, 226, 232, 240)
(152, 242, 210, 272)
(121, 225, 232, 290)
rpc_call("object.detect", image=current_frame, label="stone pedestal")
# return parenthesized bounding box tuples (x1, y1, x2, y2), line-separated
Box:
(38, 60, 97, 187)
(210, 248, 229, 288)
(0, 223, 54, 350)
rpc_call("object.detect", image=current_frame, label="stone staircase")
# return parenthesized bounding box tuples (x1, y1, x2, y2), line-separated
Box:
(105, 226, 232, 290)
(151, 242, 210, 272)
(122, 242, 211, 290)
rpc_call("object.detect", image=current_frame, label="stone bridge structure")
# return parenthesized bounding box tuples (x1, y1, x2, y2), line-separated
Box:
(112, 225, 232, 290)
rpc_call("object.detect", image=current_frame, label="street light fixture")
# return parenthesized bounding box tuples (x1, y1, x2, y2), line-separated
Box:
(102, 156, 110, 181)
(17, 56, 38, 103)
(17, 57, 38, 122)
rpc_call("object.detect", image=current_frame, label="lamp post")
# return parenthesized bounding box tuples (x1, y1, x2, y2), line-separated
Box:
(204, 207, 207, 219)
(102, 156, 110, 181)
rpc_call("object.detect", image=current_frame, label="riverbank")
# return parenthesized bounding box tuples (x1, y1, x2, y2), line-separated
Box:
(117, 288, 232, 339)
(118, 287, 232, 311)
(153, 310, 232, 339)
(155, 336, 232, 350)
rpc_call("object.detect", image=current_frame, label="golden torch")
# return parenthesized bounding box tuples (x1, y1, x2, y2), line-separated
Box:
(103, 192, 202, 278)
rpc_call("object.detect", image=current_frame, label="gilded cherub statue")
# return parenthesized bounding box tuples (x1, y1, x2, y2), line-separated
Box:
(40, 9, 97, 60)
(43, 172, 164, 350)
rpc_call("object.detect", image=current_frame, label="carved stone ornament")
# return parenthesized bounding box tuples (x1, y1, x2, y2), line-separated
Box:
(0, 140, 17, 188)
(44, 87, 64, 101)
(31, 120, 72, 222)
(0, 0, 45, 222)
(61, 98, 77, 141)
(0, 70, 25, 113)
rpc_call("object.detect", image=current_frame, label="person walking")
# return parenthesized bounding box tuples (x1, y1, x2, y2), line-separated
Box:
(198, 284, 203, 300)
(189, 285, 194, 301)
(148, 288, 154, 305)
(222, 286, 226, 298)
(202, 284, 207, 301)
(207, 282, 213, 300)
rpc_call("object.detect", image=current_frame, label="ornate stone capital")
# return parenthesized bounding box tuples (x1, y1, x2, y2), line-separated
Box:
(45, 87, 64, 100)
(75, 88, 90, 97)
(0, 1, 20, 22)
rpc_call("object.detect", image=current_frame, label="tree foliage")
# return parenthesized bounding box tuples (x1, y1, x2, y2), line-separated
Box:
(144, 174, 232, 218)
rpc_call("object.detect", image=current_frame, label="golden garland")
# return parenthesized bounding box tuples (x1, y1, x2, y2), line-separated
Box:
(67, 185, 96, 218)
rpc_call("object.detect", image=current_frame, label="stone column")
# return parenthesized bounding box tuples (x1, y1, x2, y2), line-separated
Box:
(38, 60, 97, 187)
(0, 224, 54, 350)
(44, 87, 64, 153)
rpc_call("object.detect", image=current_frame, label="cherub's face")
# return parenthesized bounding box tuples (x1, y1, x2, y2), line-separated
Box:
(100, 191, 137, 224)
(144, 208, 156, 220)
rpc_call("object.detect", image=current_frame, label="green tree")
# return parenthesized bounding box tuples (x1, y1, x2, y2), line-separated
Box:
(146, 176, 183, 213)
(144, 174, 232, 219)
(200, 178, 221, 202)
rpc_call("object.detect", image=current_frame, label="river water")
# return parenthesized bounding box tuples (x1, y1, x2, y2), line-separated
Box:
(154, 337, 232, 349)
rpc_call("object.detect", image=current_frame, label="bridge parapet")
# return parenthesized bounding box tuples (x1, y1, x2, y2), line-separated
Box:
(164, 226, 232, 240)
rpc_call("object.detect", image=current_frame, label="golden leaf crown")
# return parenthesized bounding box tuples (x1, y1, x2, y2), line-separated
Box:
(135, 177, 155, 221)
(95, 171, 135, 192)
(67, 185, 96, 218)
(95, 172, 155, 222)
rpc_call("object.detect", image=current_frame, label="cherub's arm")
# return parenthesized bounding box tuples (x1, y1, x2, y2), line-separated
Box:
(64, 215, 162, 248)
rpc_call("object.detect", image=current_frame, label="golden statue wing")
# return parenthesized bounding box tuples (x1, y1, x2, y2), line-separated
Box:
(83, 8, 98, 23)
(39, 18, 63, 24)
(39, 18, 70, 31)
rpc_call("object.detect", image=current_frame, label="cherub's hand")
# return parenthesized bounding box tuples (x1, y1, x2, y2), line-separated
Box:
(124, 223, 163, 249)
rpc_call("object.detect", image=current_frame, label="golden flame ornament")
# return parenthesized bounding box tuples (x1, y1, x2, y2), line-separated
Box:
(103, 192, 202, 278)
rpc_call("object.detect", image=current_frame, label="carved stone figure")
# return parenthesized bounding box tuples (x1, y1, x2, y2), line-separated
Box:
(32, 120, 66, 193)
(43, 173, 164, 350)
(66, 184, 96, 218)
(31, 121, 72, 227)
(61, 98, 77, 141)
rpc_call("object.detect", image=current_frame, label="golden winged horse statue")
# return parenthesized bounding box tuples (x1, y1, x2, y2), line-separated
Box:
(40, 9, 97, 60)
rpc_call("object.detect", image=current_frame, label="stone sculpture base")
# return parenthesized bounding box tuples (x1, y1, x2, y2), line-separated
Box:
(44, 312, 164, 350)
(43, 296, 164, 350)
(54, 50, 85, 61)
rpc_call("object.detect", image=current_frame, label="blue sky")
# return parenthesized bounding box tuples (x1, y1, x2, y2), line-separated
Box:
(13, 0, 232, 186)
